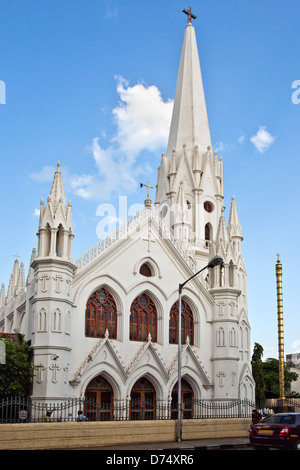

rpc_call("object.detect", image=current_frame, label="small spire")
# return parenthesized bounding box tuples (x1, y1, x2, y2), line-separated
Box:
(216, 213, 230, 246)
(48, 161, 66, 209)
(228, 196, 242, 238)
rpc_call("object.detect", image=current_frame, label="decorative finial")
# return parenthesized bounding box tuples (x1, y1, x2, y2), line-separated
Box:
(182, 6, 197, 24)
(276, 253, 281, 262)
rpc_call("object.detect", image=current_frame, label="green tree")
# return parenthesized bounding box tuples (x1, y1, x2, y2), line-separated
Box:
(263, 357, 299, 398)
(251, 342, 265, 405)
(0, 334, 33, 398)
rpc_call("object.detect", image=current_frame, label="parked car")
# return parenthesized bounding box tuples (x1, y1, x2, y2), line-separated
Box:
(249, 413, 300, 450)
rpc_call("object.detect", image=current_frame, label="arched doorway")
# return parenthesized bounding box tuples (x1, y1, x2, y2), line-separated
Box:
(130, 377, 156, 420)
(171, 379, 194, 419)
(84, 375, 113, 421)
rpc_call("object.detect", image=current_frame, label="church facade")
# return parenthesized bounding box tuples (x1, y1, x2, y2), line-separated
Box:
(0, 16, 255, 414)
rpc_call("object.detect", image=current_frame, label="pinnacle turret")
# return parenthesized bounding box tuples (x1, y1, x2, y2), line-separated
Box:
(36, 162, 74, 259)
(228, 196, 242, 239)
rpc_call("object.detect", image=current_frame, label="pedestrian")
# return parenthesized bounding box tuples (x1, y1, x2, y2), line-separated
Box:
(44, 408, 55, 422)
(77, 410, 88, 421)
(252, 409, 261, 424)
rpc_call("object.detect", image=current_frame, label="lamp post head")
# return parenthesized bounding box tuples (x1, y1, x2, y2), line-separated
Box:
(207, 256, 223, 268)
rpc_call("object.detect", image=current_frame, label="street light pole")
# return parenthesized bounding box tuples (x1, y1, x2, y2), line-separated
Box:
(177, 255, 223, 442)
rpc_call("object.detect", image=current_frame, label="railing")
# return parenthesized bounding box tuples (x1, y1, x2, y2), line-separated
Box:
(0, 397, 255, 423)
(74, 208, 198, 274)
(271, 398, 300, 414)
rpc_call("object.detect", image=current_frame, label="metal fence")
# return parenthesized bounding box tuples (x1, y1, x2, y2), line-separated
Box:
(0, 396, 255, 423)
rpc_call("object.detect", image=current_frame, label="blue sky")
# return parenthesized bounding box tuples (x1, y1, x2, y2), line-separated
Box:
(0, 0, 299, 360)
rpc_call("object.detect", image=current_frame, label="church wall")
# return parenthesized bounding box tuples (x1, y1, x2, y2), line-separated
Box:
(68, 229, 217, 402)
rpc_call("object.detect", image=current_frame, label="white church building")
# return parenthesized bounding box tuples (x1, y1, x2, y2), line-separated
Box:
(0, 12, 255, 417)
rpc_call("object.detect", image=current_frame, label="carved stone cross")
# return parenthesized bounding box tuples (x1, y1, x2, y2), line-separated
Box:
(49, 363, 60, 383)
(53, 274, 63, 293)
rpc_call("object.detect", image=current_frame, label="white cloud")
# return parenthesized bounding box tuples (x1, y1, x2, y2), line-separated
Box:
(112, 76, 173, 156)
(31, 77, 173, 201)
(82, 76, 172, 199)
(250, 126, 275, 153)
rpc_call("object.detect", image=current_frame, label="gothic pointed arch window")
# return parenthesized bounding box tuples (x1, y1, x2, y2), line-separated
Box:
(205, 223, 212, 242)
(130, 293, 157, 342)
(139, 263, 153, 277)
(52, 308, 62, 332)
(169, 299, 194, 345)
(217, 327, 225, 347)
(85, 287, 117, 339)
(38, 308, 47, 331)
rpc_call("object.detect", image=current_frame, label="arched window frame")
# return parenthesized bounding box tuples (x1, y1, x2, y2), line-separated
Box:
(38, 308, 47, 331)
(85, 287, 117, 339)
(169, 299, 194, 345)
(139, 263, 153, 277)
(52, 308, 62, 332)
(217, 327, 225, 347)
(130, 293, 157, 342)
(229, 327, 237, 347)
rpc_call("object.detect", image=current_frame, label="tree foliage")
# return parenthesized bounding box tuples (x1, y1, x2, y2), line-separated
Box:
(251, 342, 299, 402)
(263, 357, 299, 398)
(251, 342, 265, 405)
(0, 334, 33, 398)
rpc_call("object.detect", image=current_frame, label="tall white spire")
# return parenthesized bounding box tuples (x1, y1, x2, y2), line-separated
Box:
(166, 21, 211, 160)
(155, 14, 223, 246)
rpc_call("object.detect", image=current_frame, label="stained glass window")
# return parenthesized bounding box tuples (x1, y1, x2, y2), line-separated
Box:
(130, 294, 157, 342)
(169, 299, 194, 345)
(85, 288, 117, 338)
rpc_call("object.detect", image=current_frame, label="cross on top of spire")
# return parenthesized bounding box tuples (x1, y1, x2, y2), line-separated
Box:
(182, 6, 197, 24)
(140, 182, 153, 199)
